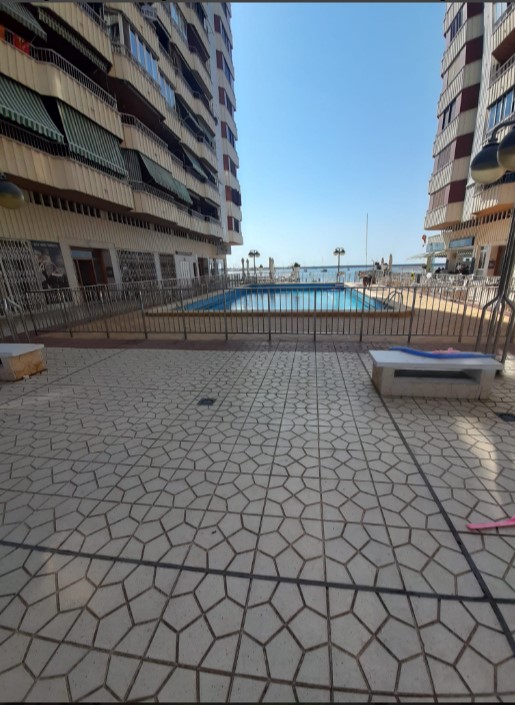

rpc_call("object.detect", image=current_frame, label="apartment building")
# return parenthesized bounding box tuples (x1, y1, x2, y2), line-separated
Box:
(0, 1, 242, 300)
(425, 2, 515, 276)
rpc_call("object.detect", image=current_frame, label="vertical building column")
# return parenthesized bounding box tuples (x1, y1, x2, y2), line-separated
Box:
(59, 242, 80, 289)
(154, 252, 163, 282)
(109, 245, 122, 285)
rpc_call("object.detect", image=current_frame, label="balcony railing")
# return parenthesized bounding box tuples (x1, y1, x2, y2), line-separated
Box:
(494, 2, 515, 30)
(111, 42, 162, 94)
(0, 119, 128, 181)
(129, 180, 220, 224)
(120, 113, 168, 150)
(490, 52, 515, 84)
(75, 1, 110, 34)
(1, 28, 117, 108)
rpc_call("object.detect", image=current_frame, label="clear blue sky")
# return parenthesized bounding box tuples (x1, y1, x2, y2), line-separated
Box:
(227, 2, 445, 269)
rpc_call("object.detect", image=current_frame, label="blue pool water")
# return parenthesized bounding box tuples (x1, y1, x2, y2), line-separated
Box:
(186, 285, 387, 312)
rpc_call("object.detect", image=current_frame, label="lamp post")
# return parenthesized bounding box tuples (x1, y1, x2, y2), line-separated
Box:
(470, 117, 515, 363)
(0, 173, 24, 210)
(248, 250, 260, 279)
(333, 247, 345, 280)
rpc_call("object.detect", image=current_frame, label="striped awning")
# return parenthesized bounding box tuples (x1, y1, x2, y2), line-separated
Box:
(37, 7, 109, 72)
(57, 101, 127, 176)
(183, 147, 209, 181)
(0, 1, 46, 39)
(122, 149, 143, 182)
(176, 96, 202, 134)
(0, 75, 64, 142)
(139, 153, 192, 205)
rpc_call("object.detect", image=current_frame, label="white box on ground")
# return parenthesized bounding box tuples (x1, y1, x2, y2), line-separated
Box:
(369, 350, 503, 400)
(0, 344, 46, 382)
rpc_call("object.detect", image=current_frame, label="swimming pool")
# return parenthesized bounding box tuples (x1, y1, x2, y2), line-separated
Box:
(185, 285, 388, 312)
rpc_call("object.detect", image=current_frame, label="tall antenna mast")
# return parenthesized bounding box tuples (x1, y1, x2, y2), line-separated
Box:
(365, 213, 368, 266)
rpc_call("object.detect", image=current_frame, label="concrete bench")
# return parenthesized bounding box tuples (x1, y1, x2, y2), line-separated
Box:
(0, 344, 46, 382)
(369, 350, 503, 400)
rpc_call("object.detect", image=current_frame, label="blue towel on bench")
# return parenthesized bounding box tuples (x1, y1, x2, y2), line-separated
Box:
(390, 347, 496, 360)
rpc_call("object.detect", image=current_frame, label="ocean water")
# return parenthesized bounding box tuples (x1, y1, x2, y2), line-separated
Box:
(230, 264, 423, 283)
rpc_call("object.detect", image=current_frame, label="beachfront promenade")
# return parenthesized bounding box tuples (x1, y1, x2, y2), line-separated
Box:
(0, 341, 514, 701)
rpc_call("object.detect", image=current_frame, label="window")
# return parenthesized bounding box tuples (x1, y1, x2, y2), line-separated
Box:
(159, 72, 176, 109)
(170, 3, 188, 42)
(488, 88, 515, 130)
(447, 7, 463, 42)
(225, 124, 236, 147)
(226, 95, 234, 117)
(494, 2, 512, 23)
(129, 27, 158, 83)
(220, 21, 232, 55)
(233, 218, 240, 233)
(223, 56, 234, 88)
(224, 154, 237, 177)
(441, 98, 457, 131)
(222, 3, 230, 20)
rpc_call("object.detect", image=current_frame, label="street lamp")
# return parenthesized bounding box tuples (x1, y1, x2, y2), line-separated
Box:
(0, 173, 24, 209)
(469, 117, 515, 363)
(333, 247, 345, 280)
(248, 250, 260, 278)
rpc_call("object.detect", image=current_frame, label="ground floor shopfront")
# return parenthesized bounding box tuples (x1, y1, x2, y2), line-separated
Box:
(437, 209, 511, 276)
(0, 200, 228, 303)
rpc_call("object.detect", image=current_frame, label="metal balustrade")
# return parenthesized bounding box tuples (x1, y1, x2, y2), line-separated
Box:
(1, 278, 513, 353)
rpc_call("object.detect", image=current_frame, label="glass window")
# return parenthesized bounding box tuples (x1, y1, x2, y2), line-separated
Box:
(129, 28, 137, 59)
(504, 89, 513, 119)
(137, 37, 145, 67)
(494, 2, 508, 22)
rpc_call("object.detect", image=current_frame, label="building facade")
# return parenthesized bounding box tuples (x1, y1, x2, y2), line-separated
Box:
(0, 1, 242, 300)
(425, 2, 515, 276)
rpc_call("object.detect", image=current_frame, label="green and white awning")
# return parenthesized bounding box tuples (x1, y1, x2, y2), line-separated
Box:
(139, 153, 192, 205)
(37, 7, 109, 72)
(0, 1, 46, 39)
(183, 147, 209, 181)
(0, 75, 64, 142)
(57, 101, 127, 176)
(122, 149, 143, 182)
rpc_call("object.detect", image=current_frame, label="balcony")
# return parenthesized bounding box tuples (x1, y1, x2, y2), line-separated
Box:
(120, 114, 185, 183)
(182, 4, 209, 56)
(223, 169, 240, 192)
(428, 157, 471, 195)
(180, 126, 218, 172)
(106, 1, 160, 56)
(226, 201, 242, 222)
(471, 175, 515, 216)
(488, 55, 515, 105)
(424, 202, 464, 230)
(130, 181, 220, 237)
(175, 71, 216, 132)
(0, 30, 122, 139)
(163, 103, 183, 141)
(218, 70, 236, 107)
(110, 43, 167, 120)
(33, 2, 113, 66)
(188, 46, 212, 99)
(218, 104, 237, 139)
(493, 3, 515, 63)
(0, 122, 134, 208)
(222, 136, 239, 169)
(227, 229, 243, 246)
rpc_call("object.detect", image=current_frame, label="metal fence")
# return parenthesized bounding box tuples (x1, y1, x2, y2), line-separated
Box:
(2, 278, 514, 352)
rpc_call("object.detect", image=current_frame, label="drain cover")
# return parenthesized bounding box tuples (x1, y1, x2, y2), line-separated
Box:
(198, 398, 216, 407)
(497, 412, 515, 423)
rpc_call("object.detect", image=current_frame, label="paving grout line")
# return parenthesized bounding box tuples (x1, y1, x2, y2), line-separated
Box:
(3, 537, 515, 605)
(332, 348, 441, 699)
(356, 353, 515, 657)
(1, 617, 512, 701)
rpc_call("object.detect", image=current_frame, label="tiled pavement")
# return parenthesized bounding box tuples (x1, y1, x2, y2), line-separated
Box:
(0, 344, 514, 702)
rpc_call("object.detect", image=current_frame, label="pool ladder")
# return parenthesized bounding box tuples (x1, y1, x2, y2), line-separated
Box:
(383, 290, 404, 309)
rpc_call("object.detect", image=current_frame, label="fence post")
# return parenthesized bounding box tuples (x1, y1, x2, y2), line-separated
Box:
(458, 286, 469, 343)
(223, 288, 228, 341)
(359, 286, 365, 342)
(139, 290, 148, 339)
(407, 286, 418, 344)
(267, 289, 272, 342)
(313, 290, 317, 343)
(24, 293, 38, 337)
(99, 292, 110, 339)
(59, 290, 73, 338)
(179, 288, 187, 340)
